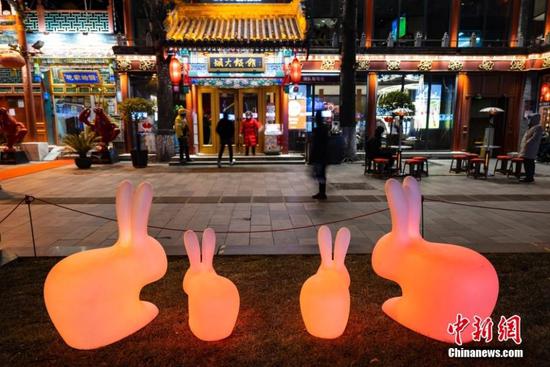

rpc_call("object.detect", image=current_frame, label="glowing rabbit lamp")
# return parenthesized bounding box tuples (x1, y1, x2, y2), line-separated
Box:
(300, 226, 351, 339)
(44, 181, 168, 350)
(372, 177, 499, 343)
(183, 228, 240, 341)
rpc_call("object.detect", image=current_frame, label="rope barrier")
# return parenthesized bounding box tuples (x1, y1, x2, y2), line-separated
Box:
(0, 197, 26, 225)
(33, 197, 389, 233)
(425, 198, 550, 215)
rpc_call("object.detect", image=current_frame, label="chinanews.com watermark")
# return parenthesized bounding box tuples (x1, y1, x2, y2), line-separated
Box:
(447, 314, 524, 359)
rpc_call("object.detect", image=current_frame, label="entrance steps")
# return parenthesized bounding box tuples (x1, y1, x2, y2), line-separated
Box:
(169, 153, 305, 166)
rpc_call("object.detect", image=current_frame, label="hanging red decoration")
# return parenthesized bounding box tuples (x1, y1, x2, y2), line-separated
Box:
(182, 62, 191, 86)
(289, 56, 302, 85)
(169, 57, 182, 87)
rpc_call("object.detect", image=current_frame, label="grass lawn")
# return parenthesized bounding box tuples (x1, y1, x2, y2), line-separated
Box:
(0, 254, 548, 367)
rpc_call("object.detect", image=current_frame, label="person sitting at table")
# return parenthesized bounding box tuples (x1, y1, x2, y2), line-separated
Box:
(365, 125, 395, 170)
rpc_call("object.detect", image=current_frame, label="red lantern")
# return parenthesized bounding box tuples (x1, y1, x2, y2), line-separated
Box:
(545, 91, 550, 102)
(169, 57, 182, 88)
(182, 62, 191, 86)
(0, 50, 25, 68)
(289, 56, 302, 85)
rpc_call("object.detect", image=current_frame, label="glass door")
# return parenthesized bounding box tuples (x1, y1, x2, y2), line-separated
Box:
(239, 89, 261, 153)
(198, 87, 216, 154)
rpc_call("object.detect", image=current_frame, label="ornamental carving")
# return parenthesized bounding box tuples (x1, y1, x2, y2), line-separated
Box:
(417, 60, 432, 71)
(115, 59, 132, 71)
(478, 60, 494, 71)
(542, 57, 550, 69)
(448, 60, 463, 71)
(356, 59, 370, 71)
(139, 59, 156, 71)
(509, 59, 526, 71)
(320, 59, 336, 70)
(386, 60, 400, 71)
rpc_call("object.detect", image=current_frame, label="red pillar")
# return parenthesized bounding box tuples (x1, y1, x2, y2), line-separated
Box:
(366, 72, 377, 138)
(509, 0, 521, 47)
(453, 72, 468, 151)
(122, 0, 134, 45)
(449, 0, 460, 47)
(281, 86, 289, 154)
(107, 0, 115, 33)
(545, 2, 550, 36)
(363, 0, 374, 48)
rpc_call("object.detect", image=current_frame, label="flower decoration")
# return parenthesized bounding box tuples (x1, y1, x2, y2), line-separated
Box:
(139, 60, 156, 71)
(356, 59, 370, 71)
(478, 60, 494, 71)
(448, 60, 463, 71)
(386, 60, 400, 71)
(542, 57, 550, 69)
(320, 59, 336, 70)
(115, 59, 132, 71)
(417, 60, 432, 71)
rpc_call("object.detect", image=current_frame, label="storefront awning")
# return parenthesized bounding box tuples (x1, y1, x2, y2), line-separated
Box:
(165, 0, 306, 47)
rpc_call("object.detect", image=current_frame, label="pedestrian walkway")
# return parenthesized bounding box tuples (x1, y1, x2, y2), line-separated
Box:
(1, 159, 549, 256)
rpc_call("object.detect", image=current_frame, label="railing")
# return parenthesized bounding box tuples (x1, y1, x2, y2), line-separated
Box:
(25, 10, 113, 34)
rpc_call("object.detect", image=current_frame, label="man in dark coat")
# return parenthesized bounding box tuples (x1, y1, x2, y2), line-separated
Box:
(216, 112, 235, 167)
(519, 114, 544, 183)
(310, 111, 330, 200)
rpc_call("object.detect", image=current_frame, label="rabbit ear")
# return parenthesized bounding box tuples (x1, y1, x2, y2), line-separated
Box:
(333, 227, 350, 266)
(200, 228, 216, 268)
(130, 182, 153, 240)
(403, 176, 422, 237)
(317, 225, 333, 267)
(385, 179, 409, 236)
(116, 180, 133, 244)
(183, 230, 201, 268)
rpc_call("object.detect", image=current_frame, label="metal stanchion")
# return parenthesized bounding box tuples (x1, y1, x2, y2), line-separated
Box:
(24, 195, 37, 257)
(421, 195, 425, 237)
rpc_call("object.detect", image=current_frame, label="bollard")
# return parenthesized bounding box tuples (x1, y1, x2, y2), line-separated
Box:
(25, 195, 37, 257)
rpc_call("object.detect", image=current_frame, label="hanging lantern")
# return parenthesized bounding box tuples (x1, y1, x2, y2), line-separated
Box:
(169, 57, 182, 91)
(289, 56, 302, 85)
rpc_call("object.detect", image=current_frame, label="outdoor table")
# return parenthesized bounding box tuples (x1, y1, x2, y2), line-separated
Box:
(475, 145, 501, 177)
(389, 145, 413, 174)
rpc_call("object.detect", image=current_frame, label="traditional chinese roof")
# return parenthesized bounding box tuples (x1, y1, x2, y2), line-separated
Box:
(165, 0, 306, 47)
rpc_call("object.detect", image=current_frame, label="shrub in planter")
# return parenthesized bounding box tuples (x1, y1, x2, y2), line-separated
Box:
(62, 131, 100, 169)
(118, 98, 155, 168)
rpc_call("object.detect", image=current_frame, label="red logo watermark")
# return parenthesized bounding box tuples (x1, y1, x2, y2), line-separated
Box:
(448, 314, 522, 346)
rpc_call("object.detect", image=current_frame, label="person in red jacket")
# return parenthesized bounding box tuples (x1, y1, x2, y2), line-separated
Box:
(240, 111, 260, 155)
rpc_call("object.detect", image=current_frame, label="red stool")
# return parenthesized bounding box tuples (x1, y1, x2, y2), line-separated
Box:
(449, 154, 468, 173)
(373, 158, 391, 177)
(507, 157, 524, 179)
(493, 155, 512, 175)
(467, 158, 486, 179)
(412, 156, 429, 176)
(402, 159, 422, 179)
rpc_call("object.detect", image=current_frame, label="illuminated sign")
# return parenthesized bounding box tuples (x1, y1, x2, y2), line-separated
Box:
(208, 56, 265, 73)
(61, 70, 101, 84)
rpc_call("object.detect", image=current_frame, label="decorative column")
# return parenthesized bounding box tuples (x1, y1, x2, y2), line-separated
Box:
(366, 71, 377, 138)
(509, 0, 521, 47)
(107, 0, 115, 33)
(122, 0, 134, 46)
(37, 0, 45, 32)
(453, 72, 468, 151)
(546, 2, 550, 37)
(15, 5, 37, 140)
(363, 0, 374, 48)
(281, 86, 289, 154)
(449, 0, 461, 47)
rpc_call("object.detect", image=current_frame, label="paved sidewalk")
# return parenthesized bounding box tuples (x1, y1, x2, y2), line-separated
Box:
(1, 159, 550, 256)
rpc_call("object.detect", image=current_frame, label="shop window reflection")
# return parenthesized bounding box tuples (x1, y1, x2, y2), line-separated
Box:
(376, 74, 455, 150)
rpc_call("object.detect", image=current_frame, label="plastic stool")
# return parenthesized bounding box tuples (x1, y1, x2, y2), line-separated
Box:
(412, 156, 429, 176)
(450, 154, 468, 173)
(467, 158, 486, 179)
(493, 155, 512, 175)
(507, 157, 524, 179)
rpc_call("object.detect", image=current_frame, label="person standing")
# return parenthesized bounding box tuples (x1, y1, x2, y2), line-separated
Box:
(173, 108, 191, 163)
(519, 114, 544, 183)
(310, 110, 330, 200)
(240, 111, 260, 155)
(216, 111, 235, 167)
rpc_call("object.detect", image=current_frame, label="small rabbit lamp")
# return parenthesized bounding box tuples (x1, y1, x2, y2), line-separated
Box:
(183, 228, 240, 341)
(300, 225, 351, 339)
(44, 181, 168, 350)
(372, 177, 499, 343)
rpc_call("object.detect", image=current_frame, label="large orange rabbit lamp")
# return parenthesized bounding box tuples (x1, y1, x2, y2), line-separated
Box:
(372, 177, 499, 343)
(44, 181, 168, 350)
(300, 226, 351, 339)
(183, 229, 240, 341)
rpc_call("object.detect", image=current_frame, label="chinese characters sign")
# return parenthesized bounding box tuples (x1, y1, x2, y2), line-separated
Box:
(61, 70, 101, 84)
(448, 314, 522, 346)
(208, 56, 265, 73)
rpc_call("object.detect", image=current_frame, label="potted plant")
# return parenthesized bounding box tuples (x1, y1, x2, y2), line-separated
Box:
(62, 131, 100, 169)
(118, 98, 155, 168)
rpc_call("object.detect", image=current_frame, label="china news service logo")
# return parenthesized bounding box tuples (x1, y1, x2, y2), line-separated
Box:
(447, 314, 523, 359)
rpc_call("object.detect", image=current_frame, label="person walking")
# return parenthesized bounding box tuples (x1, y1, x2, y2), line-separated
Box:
(216, 111, 235, 168)
(310, 110, 330, 200)
(519, 114, 544, 183)
(173, 108, 191, 163)
(240, 111, 260, 156)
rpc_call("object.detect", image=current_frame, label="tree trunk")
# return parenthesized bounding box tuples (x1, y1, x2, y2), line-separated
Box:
(155, 52, 175, 161)
(339, 0, 358, 160)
